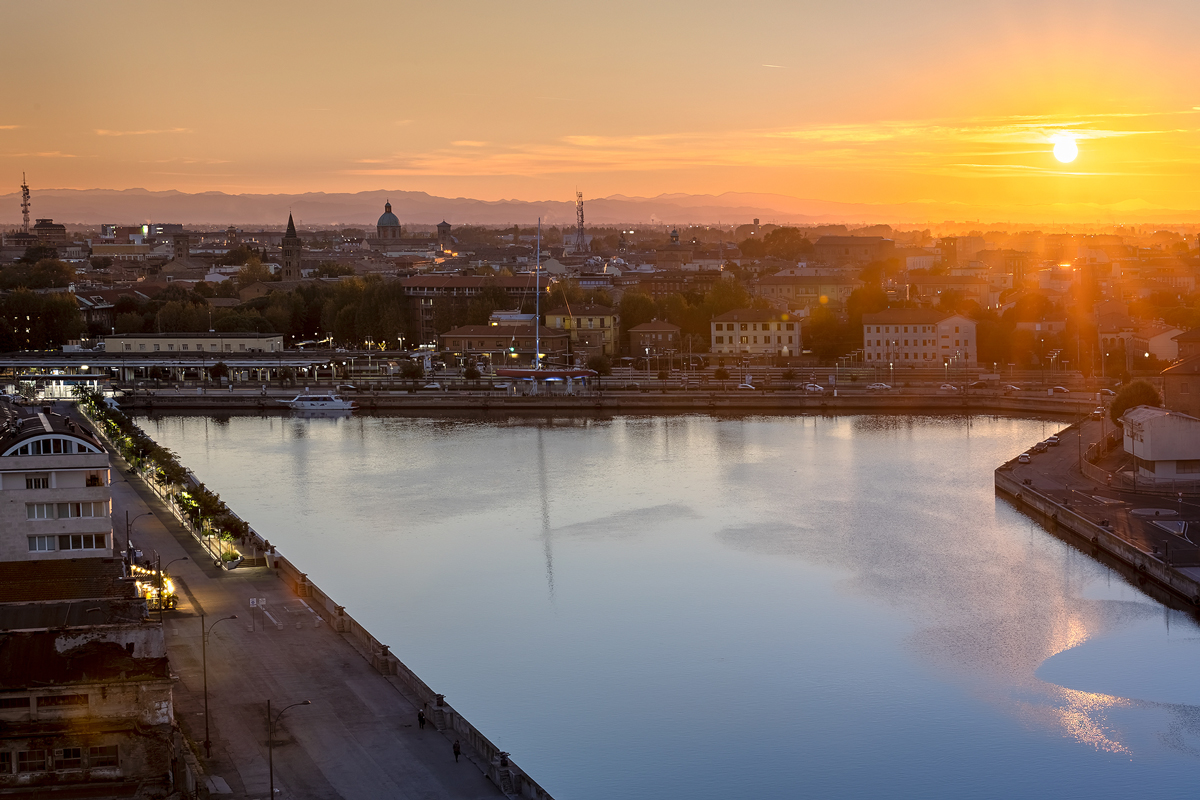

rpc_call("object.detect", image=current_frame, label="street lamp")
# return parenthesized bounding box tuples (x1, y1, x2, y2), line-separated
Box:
(155, 555, 188, 625)
(201, 614, 239, 758)
(125, 511, 153, 560)
(268, 699, 311, 798)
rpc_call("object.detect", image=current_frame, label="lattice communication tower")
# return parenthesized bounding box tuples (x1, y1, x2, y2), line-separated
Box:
(572, 191, 586, 254)
(20, 173, 31, 234)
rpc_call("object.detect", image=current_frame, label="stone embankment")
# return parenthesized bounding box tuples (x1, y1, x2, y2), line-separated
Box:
(122, 389, 1087, 416)
(995, 427, 1200, 607)
(80, 404, 554, 800)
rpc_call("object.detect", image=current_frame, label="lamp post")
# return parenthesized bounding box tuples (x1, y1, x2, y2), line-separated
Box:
(125, 511, 153, 561)
(155, 555, 188, 625)
(268, 699, 311, 798)
(201, 614, 238, 758)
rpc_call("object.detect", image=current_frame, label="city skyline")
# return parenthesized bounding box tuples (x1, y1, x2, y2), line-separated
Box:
(3, 0, 1200, 221)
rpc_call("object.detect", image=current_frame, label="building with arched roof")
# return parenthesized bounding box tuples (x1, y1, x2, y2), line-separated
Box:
(0, 405, 112, 562)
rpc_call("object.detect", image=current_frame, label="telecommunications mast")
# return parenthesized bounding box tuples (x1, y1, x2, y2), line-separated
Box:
(20, 173, 31, 234)
(572, 191, 586, 254)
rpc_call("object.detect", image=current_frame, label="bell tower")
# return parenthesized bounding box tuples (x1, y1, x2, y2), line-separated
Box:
(281, 213, 302, 280)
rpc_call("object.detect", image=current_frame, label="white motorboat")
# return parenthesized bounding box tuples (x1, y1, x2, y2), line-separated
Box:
(282, 394, 357, 411)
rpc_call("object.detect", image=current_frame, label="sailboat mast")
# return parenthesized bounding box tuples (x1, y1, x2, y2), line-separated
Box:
(535, 218, 541, 369)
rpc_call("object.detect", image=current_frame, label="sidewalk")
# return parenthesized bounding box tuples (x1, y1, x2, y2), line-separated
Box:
(110, 455, 505, 799)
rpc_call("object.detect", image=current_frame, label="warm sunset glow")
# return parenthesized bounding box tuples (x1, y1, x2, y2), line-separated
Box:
(1052, 134, 1079, 163)
(2, 1, 1199, 220)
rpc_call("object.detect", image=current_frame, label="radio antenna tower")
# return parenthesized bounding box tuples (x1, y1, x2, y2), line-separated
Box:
(572, 191, 586, 254)
(20, 173, 31, 234)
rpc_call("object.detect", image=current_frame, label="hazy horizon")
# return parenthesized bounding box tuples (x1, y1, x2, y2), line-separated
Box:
(3, 1, 1200, 222)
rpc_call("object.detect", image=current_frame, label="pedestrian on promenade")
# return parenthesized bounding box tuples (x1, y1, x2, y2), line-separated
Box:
(453, 740, 461, 763)
(417, 709, 426, 729)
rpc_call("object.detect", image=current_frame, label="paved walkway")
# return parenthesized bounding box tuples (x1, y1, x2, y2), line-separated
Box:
(109, 453, 504, 799)
(1007, 417, 1200, 575)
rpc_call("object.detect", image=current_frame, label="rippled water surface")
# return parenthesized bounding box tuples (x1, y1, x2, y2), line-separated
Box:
(140, 413, 1200, 799)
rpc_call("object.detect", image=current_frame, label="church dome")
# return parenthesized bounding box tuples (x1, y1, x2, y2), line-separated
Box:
(377, 201, 400, 229)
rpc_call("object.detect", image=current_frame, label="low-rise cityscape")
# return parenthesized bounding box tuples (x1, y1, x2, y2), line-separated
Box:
(4, 0, 1200, 797)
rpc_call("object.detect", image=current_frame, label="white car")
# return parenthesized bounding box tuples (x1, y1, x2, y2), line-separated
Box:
(865, 383, 891, 391)
(804, 383, 825, 393)
(939, 383, 959, 392)
(737, 383, 756, 390)
(1017, 453, 1031, 463)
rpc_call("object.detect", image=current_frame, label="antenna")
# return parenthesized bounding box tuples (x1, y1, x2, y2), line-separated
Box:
(573, 191, 586, 254)
(20, 173, 31, 234)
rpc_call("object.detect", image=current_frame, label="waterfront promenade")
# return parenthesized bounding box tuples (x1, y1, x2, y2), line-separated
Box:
(997, 417, 1200, 602)
(108, 445, 508, 799)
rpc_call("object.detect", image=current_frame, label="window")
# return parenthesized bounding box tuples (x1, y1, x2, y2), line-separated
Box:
(0, 752, 9, 773)
(124, 343, 132, 351)
(786, 323, 795, 330)
(86, 470, 106, 487)
(37, 694, 87, 708)
(740, 323, 748, 331)
(788, 336, 793, 343)
(17, 750, 45, 773)
(1183, 382, 1190, 394)
(26, 474, 49, 489)
(1178, 459, 1200, 474)
(182, 344, 189, 351)
(89, 746, 118, 768)
(752, 336, 758, 344)
(139, 344, 146, 351)
(167, 344, 175, 351)
(740, 336, 748, 344)
(26, 503, 52, 520)
(955, 326, 960, 333)
(153, 344, 160, 351)
(715, 336, 724, 344)
(0, 696, 30, 708)
(28, 535, 55, 552)
(58, 534, 106, 551)
(56, 747, 82, 770)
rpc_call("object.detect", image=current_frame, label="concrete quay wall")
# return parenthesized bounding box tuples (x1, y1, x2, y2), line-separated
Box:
(123, 391, 1085, 417)
(80, 406, 554, 800)
(994, 467, 1200, 604)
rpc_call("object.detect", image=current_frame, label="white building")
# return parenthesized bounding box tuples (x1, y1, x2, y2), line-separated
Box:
(1121, 406, 1200, 481)
(862, 309, 977, 366)
(0, 407, 112, 562)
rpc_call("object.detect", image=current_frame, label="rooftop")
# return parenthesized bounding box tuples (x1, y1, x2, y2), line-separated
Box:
(0, 405, 105, 455)
(0, 631, 169, 690)
(0, 559, 133, 604)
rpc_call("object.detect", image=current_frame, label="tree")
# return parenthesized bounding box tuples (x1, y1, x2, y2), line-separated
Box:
(1111, 380, 1161, 425)
(209, 362, 229, 381)
(760, 227, 813, 261)
(400, 361, 424, 380)
(236, 261, 273, 288)
(463, 365, 481, 380)
(19, 244, 58, 264)
(714, 368, 730, 381)
(587, 355, 612, 375)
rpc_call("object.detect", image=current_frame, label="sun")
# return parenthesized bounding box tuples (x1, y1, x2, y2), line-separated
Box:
(1051, 134, 1078, 163)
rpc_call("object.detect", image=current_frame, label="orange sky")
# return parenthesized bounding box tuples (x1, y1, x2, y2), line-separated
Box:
(3, 0, 1200, 219)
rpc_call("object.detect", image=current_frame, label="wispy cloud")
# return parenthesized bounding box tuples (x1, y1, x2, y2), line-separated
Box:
(0, 151, 80, 158)
(343, 108, 1200, 180)
(95, 127, 191, 137)
(0, 125, 18, 131)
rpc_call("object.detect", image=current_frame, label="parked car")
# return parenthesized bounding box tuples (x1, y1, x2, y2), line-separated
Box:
(1046, 435, 1060, 446)
(1002, 384, 1022, 393)
(939, 383, 959, 392)
(1017, 453, 1031, 463)
(804, 383, 825, 393)
(1050, 386, 1070, 393)
(1033, 441, 1049, 453)
(421, 382, 444, 391)
(865, 382, 892, 391)
(1091, 407, 1104, 419)
(968, 380, 989, 389)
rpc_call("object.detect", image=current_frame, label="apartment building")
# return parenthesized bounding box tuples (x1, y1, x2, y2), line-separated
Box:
(862, 310, 977, 366)
(0, 407, 111, 562)
(710, 309, 799, 357)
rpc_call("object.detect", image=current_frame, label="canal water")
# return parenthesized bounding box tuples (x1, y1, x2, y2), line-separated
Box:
(139, 413, 1200, 799)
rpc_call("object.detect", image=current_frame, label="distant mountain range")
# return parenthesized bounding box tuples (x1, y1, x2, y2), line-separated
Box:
(0, 187, 1197, 228)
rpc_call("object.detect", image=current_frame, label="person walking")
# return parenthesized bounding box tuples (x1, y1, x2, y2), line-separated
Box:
(417, 709, 426, 730)
(453, 740, 461, 763)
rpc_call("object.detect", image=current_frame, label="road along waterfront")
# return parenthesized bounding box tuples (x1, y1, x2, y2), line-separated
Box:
(137, 411, 1200, 800)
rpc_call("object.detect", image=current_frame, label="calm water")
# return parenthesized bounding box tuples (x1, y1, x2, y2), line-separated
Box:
(139, 413, 1200, 799)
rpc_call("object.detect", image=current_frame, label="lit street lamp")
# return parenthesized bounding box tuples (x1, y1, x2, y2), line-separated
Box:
(201, 614, 238, 758)
(268, 698, 311, 798)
